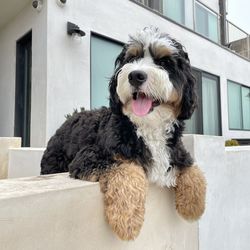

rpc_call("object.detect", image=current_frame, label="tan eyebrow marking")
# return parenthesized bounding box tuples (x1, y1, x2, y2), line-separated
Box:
(150, 43, 173, 59)
(125, 43, 143, 58)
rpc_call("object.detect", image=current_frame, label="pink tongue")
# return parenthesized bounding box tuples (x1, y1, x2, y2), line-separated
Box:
(132, 95, 153, 117)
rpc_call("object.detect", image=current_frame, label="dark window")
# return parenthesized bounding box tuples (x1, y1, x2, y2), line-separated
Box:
(14, 31, 32, 147)
(185, 69, 221, 135)
(136, 0, 162, 11)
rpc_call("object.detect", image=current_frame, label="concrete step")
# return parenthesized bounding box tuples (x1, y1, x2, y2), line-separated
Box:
(8, 147, 45, 178)
(0, 137, 21, 179)
(0, 174, 198, 250)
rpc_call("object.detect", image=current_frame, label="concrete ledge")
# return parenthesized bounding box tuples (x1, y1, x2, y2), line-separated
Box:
(225, 145, 250, 151)
(8, 147, 45, 178)
(0, 137, 21, 179)
(0, 174, 198, 250)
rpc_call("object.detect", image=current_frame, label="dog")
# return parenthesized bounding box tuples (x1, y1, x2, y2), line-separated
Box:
(41, 27, 206, 240)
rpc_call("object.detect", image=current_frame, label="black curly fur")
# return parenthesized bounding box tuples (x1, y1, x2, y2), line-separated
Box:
(41, 30, 195, 180)
(41, 107, 153, 178)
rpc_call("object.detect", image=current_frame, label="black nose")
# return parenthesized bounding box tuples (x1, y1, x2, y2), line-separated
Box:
(128, 70, 147, 87)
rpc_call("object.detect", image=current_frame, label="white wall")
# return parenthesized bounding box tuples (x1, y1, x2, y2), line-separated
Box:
(0, 1, 47, 147)
(0, 137, 21, 179)
(45, 0, 250, 142)
(3, 135, 250, 249)
(183, 135, 250, 250)
(0, 173, 198, 250)
(8, 147, 44, 178)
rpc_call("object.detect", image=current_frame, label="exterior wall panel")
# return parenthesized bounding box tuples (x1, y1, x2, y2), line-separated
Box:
(0, 0, 250, 145)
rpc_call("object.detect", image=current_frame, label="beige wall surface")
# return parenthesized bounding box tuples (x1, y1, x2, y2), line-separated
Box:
(183, 135, 250, 250)
(0, 173, 198, 250)
(8, 147, 45, 178)
(0, 1, 47, 147)
(0, 137, 21, 179)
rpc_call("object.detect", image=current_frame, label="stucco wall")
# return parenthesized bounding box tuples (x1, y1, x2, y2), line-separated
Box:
(2, 135, 250, 249)
(0, 137, 21, 179)
(45, 0, 250, 142)
(183, 135, 250, 250)
(0, 174, 198, 250)
(0, 1, 47, 147)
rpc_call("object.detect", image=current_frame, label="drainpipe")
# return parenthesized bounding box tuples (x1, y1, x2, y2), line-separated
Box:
(219, 0, 227, 45)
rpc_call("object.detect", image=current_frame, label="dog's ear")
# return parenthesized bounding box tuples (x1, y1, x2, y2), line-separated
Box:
(109, 74, 121, 114)
(178, 68, 197, 120)
(114, 45, 127, 68)
(109, 45, 127, 114)
(174, 42, 197, 120)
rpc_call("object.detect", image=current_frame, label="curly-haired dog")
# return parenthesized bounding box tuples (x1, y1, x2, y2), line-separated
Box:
(41, 27, 206, 240)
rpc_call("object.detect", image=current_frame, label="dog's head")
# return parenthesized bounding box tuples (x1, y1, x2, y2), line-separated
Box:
(109, 27, 196, 125)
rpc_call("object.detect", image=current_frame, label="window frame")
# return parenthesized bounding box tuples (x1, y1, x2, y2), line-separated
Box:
(14, 30, 32, 147)
(201, 71, 222, 135)
(227, 79, 250, 131)
(186, 68, 222, 136)
(132, 0, 222, 44)
(194, 0, 220, 43)
(162, 0, 185, 26)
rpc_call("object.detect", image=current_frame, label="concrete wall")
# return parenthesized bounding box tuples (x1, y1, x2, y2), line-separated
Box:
(0, 1, 47, 147)
(8, 148, 44, 178)
(222, 146, 250, 250)
(183, 135, 250, 250)
(0, 137, 21, 179)
(2, 135, 250, 249)
(0, 173, 198, 250)
(45, 0, 250, 142)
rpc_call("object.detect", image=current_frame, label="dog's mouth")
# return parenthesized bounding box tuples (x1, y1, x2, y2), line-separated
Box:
(131, 91, 161, 117)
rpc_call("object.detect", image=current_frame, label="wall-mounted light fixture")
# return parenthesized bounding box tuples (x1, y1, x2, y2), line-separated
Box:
(57, 0, 67, 7)
(67, 22, 85, 39)
(32, 0, 43, 12)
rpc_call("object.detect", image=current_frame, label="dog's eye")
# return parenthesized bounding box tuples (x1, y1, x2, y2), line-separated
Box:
(159, 61, 166, 66)
(157, 57, 171, 67)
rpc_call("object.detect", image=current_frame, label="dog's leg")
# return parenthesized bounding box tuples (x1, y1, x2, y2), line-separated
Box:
(99, 162, 148, 241)
(174, 165, 206, 220)
(69, 146, 113, 181)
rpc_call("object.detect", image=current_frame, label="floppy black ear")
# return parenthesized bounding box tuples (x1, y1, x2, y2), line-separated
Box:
(114, 45, 127, 68)
(178, 69, 197, 120)
(109, 45, 127, 114)
(175, 46, 197, 120)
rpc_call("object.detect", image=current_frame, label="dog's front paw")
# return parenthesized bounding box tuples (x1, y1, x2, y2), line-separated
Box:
(174, 165, 206, 221)
(99, 163, 147, 240)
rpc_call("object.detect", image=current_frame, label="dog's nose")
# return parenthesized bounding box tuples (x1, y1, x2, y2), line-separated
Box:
(128, 70, 147, 87)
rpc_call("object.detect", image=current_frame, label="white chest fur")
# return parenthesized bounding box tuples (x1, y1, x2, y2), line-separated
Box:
(136, 123, 178, 188)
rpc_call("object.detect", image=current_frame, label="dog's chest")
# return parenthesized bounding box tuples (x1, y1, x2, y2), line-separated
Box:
(136, 125, 177, 187)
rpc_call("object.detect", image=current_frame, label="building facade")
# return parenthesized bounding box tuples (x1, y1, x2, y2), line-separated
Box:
(0, 0, 250, 147)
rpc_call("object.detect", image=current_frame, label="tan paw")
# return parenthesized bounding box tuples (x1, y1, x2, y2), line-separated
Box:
(99, 162, 148, 240)
(175, 165, 206, 221)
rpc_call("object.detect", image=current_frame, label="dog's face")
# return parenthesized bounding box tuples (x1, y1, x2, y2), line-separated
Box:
(109, 28, 196, 125)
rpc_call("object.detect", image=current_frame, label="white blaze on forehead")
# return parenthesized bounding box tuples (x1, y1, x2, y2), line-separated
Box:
(129, 27, 178, 54)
